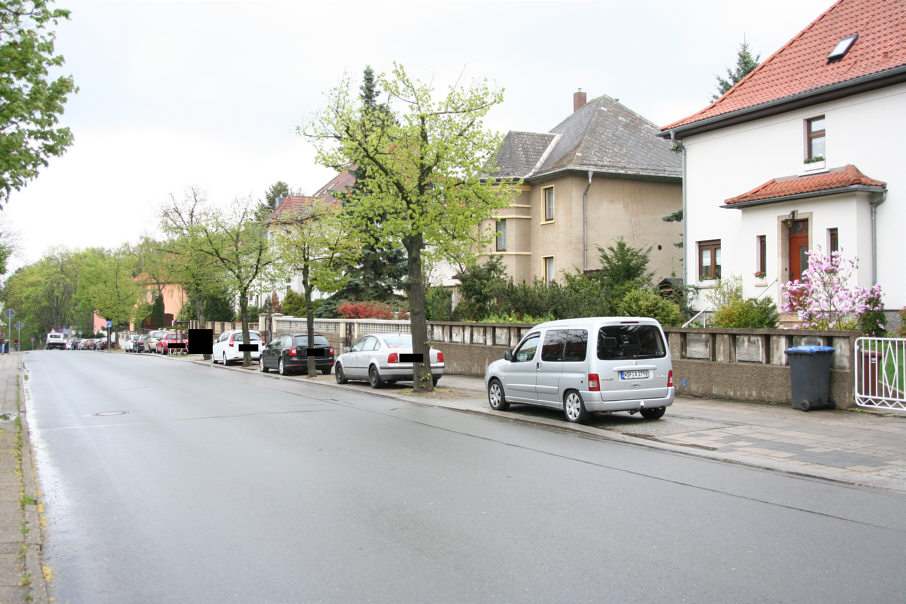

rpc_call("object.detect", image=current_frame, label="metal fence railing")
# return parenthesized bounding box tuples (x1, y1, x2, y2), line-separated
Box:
(855, 337, 906, 411)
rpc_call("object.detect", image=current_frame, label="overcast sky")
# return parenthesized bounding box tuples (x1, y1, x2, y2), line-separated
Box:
(3, 0, 835, 271)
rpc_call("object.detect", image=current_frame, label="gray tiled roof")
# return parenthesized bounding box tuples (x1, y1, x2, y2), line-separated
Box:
(494, 95, 681, 181)
(491, 131, 558, 178)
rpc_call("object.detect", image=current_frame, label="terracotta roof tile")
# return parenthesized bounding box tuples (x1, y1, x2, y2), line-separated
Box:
(314, 169, 356, 203)
(665, 0, 906, 131)
(723, 164, 886, 206)
(269, 195, 320, 220)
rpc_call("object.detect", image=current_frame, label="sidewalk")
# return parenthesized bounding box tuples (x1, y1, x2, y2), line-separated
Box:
(244, 367, 906, 493)
(0, 352, 45, 604)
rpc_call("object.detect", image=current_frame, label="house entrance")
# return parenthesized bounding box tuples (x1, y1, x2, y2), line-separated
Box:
(788, 219, 809, 281)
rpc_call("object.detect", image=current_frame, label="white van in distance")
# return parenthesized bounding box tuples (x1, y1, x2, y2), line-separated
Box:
(485, 317, 674, 424)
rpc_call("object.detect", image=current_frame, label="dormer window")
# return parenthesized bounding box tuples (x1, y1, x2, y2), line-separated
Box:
(828, 34, 858, 63)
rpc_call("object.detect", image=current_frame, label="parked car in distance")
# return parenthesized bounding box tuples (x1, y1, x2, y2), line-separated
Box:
(156, 332, 187, 355)
(46, 332, 66, 350)
(125, 334, 142, 352)
(146, 330, 167, 353)
(259, 333, 334, 375)
(334, 333, 444, 388)
(485, 317, 674, 424)
(212, 329, 262, 365)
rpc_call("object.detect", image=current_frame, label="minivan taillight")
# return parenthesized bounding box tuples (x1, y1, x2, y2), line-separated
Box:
(588, 373, 600, 391)
(388, 352, 399, 363)
(668, 370, 674, 387)
(437, 351, 444, 363)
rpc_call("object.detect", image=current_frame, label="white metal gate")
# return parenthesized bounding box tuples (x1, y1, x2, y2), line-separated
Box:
(855, 337, 906, 411)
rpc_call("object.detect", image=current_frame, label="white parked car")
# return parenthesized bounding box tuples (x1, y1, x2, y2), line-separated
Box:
(334, 333, 444, 388)
(485, 317, 674, 424)
(212, 329, 262, 365)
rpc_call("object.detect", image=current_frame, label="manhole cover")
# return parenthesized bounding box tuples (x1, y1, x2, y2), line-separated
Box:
(95, 411, 128, 417)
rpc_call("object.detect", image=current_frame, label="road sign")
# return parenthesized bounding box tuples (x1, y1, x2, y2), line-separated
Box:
(4, 309, 13, 319)
(14, 321, 23, 330)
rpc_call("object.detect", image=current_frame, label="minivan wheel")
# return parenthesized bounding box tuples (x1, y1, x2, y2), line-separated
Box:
(487, 379, 509, 411)
(335, 363, 347, 384)
(564, 391, 588, 424)
(640, 407, 666, 420)
(368, 365, 383, 388)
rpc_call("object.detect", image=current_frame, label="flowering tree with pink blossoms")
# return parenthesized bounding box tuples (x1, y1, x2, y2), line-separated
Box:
(781, 250, 884, 331)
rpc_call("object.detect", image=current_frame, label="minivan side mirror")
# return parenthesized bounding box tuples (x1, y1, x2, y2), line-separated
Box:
(504, 349, 513, 361)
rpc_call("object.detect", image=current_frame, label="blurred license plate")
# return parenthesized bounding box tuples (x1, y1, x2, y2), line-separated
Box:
(621, 370, 648, 380)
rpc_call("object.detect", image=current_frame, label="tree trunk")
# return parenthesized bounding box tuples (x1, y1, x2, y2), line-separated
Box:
(239, 293, 251, 367)
(404, 234, 432, 392)
(304, 278, 316, 378)
(194, 289, 208, 360)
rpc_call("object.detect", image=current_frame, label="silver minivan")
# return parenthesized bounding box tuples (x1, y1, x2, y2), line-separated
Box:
(485, 317, 674, 423)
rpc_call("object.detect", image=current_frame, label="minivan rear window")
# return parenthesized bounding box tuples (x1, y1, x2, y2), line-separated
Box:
(597, 325, 666, 360)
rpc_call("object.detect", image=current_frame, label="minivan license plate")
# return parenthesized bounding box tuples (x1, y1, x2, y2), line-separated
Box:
(621, 370, 648, 380)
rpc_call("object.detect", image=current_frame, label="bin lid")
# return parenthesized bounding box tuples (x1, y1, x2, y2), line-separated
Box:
(786, 345, 835, 354)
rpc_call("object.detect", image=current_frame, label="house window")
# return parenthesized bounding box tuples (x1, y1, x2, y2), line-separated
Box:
(757, 235, 767, 277)
(806, 116, 825, 160)
(828, 227, 839, 253)
(496, 220, 507, 252)
(543, 187, 554, 221)
(543, 256, 555, 284)
(698, 240, 721, 280)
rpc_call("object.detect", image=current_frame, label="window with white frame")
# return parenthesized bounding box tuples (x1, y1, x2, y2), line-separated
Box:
(543, 256, 555, 284)
(543, 187, 554, 221)
(496, 219, 507, 252)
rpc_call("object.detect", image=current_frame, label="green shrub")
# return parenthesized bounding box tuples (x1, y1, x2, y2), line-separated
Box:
(711, 297, 778, 328)
(425, 286, 453, 321)
(616, 289, 683, 326)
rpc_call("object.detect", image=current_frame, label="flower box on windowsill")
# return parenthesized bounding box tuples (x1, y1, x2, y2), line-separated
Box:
(802, 157, 825, 172)
(754, 279, 768, 287)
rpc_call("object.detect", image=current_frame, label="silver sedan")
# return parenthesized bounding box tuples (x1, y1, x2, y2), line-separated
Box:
(334, 333, 444, 388)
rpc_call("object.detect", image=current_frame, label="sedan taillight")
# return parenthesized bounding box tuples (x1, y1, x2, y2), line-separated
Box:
(388, 352, 399, 363)
(289, 347, 297, 357)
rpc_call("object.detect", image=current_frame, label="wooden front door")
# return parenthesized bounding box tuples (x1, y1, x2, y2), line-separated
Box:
(789, 220, 809, 282)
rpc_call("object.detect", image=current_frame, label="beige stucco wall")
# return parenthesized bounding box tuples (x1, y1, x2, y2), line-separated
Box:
(482, 174, 682, 283)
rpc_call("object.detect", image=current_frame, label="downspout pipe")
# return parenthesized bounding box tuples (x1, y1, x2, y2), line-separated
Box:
(583, 171, 593, 271)
(870, 191, 886, 284)
(669, 129, 687, 298)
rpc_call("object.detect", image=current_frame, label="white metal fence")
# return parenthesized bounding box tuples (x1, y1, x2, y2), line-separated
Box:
(855, 337, 906, 411)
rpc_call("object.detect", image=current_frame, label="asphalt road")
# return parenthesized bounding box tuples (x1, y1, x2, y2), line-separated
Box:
(24, 350, 906, 603)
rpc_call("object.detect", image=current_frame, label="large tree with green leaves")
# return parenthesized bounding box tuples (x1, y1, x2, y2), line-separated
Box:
(712, 40, 760, 101)
(306, 63, 515, 391)
(331, 65, 408, 304)
(269, 196, 359, 376)
(255, 180, 292, 221)
(159, 188, 232, 334)
(192, 198, 275, 367)
(0, 0, 76, 206)
(75, 246, 141, 339)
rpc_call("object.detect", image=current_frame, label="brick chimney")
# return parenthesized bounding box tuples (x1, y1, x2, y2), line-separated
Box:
(573, 89, 587, 112)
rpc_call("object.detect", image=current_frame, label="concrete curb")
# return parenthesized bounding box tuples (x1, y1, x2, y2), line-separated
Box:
(19, 360, 49, 604)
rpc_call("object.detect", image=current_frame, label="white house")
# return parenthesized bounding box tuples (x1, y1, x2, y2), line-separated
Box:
(661, 0, 905, 325)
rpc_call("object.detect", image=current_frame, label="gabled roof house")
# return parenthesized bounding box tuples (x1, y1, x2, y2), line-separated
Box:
(486, 92, 682, 283)
(662, 0, 905, 319)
